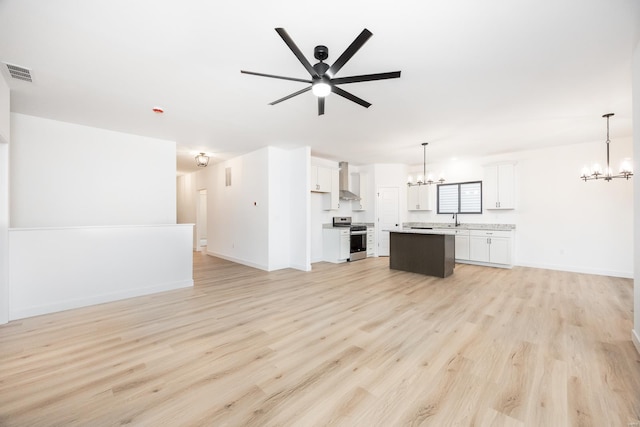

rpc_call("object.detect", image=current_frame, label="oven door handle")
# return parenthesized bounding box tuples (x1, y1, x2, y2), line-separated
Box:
(351, 231, 367, 235)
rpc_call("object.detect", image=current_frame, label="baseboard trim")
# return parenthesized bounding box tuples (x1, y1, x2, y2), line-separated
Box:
(514, 261, 633, 279)
(289, 262, 312, 272)
(206, 250, 269, 271)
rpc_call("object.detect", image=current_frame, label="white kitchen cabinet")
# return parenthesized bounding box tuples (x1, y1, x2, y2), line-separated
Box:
(322, 228, 350, 263)
(469, 230, 512, 265)
(351, 172, 368, 211)
(484, 163, 515, 209)
(322, 168, 340, 210)
(407, 185, 431, 211)
(311, 165, 332, 193)
(432, 227, 469, 260)
(366, 226, 375, 256)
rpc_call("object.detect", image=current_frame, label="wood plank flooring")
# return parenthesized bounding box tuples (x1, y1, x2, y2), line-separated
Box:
(0, 253, 638, 426)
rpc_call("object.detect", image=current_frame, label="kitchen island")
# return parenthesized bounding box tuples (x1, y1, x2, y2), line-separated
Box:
(389, 230, 455, 278)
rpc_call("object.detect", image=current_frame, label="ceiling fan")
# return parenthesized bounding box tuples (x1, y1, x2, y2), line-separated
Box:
(241, 28, 401, 115)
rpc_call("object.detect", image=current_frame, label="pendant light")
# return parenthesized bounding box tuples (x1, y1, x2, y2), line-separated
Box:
(407, 142, 444, 186)
(580, 113, 633, 181)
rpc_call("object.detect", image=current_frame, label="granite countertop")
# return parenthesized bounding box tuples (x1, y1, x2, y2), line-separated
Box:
(392, 228, 459, 235)
(403, 222, 516, 231)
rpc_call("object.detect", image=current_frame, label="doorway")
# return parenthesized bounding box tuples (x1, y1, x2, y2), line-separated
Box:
(196, 189, 207, 251)
(376, 187, 400, 257)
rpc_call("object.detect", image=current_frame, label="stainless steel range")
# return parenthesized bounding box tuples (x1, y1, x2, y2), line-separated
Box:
(332, 216, 367, 261)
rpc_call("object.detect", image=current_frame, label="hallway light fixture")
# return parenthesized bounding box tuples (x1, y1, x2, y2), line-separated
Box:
(407, 142, 444, 186)
(580, 113, 633, 182)
(195, 152, 209, 167)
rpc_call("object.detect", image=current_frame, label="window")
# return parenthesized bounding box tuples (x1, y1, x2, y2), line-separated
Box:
(437, 181, 482, 214)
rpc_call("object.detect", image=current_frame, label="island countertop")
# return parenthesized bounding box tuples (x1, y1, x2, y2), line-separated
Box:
(403, 222, 515, 231)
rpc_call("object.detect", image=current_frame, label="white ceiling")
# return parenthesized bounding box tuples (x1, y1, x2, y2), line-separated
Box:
(1, 0, 639, 174)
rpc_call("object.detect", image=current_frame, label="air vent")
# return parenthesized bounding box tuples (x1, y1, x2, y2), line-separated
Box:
(4, 63, 32, 82)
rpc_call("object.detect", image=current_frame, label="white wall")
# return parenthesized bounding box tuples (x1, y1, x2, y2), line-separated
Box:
(196, 146, 311, 271)
(515, 141, 632, 277)
(207, 148, 269, 269)
(289, 147, 311, 271)
(10, 114, 176, 227)
(0, 72, 9, 324)
(9, 225, 193, 319)
(177, 172, 198, 249)
(8, 114, 192, 320)
(632, 40, 640, 353)
(268, 147, 291, 271)
(0, 72, 8, 143)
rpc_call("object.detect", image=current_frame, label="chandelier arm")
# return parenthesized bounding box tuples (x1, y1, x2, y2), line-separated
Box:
(606, 114, 611, 176)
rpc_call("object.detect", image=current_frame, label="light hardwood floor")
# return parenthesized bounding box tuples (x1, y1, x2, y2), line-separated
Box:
(1, 253, 639, 426)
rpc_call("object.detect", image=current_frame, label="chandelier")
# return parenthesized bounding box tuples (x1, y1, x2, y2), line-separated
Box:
(580, 113, 633, 182)
(195, 152, 209, 167)
(407, 142, 444, 186)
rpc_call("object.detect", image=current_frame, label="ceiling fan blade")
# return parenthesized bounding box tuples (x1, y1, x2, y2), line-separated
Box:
(332, 86, 371, 108)
(241, 70, 312, 84)
(327, 29, 373, 77)
(275, 28, 319, 78)
(269, 86, 312, 105)
(318, 97, 325, 116)
(331, 71, 401, 85)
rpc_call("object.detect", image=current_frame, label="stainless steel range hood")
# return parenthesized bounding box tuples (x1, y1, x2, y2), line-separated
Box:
(338, 161, 361, 201)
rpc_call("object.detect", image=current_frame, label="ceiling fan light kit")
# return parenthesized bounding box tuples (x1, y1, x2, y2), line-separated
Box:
(241, 28, 401, 115)
(312, 80, 331, 97)
(580, 113, 633, 182)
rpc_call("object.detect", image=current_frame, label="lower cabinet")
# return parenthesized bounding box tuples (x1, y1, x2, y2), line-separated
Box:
(433, 228, 470, 261)
(366, 227, 375, 257)
(322, 228, 350, 263)
(468, 230, 512, 265)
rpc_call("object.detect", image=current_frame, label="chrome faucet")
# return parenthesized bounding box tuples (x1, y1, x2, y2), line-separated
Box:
(453, 213, 460, 227)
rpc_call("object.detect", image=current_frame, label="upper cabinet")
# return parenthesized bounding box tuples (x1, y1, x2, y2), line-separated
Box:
(310, 165, 332, 193)
(323, 168, 339, 210)
(351, 172, 368, 211)
(484, 163, 515, 210)
(407, 185, 432, 211)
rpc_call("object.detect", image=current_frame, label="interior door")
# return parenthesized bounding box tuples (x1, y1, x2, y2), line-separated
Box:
(377, 187, 400, 256)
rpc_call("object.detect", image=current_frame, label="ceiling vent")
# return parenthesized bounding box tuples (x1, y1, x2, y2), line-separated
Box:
(4, 63, 32, 82)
